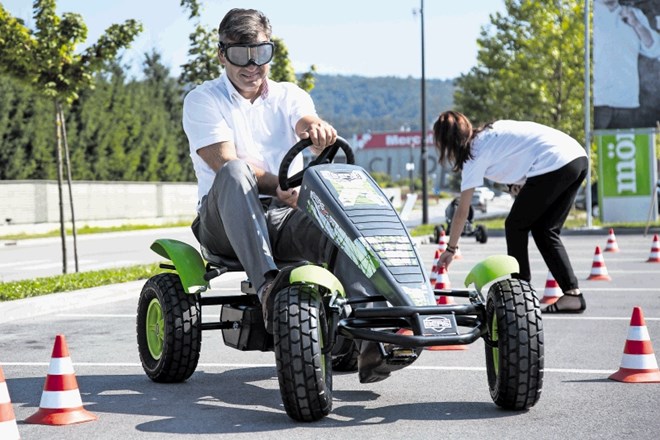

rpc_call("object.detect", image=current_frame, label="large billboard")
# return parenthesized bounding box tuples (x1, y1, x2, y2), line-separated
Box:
(593, 0, 660, 130)
(596, 129, 657, 222)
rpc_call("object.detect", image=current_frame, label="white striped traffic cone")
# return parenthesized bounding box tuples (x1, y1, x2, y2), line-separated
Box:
(587, 246, 611, 281)
(540, 271, 563, 304)
(433, 265, 452, 296)
(604, 228, 619, 252)
(0, 365, 20, 440)
(429, 249, 441, 286)
(609, 307, 660, 383)
(437, 230, 447, 252)
(25, 335, 97, 425)
(647, 234, 660, 263)
(430, 267, 467, 351)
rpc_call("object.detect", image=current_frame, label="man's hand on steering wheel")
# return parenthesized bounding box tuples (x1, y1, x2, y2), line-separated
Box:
(276, 185, 298, 209)
(296, 116, 337, 156)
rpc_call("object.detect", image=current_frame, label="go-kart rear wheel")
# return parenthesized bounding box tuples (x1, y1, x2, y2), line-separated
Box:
(475, 225, 488, 244)
(485, 278, 543, 410)
(137, 273, 201, 383)
(274, 284, 332, 422)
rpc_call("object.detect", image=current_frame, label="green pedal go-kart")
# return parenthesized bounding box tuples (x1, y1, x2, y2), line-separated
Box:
(136, 137, 544, 422)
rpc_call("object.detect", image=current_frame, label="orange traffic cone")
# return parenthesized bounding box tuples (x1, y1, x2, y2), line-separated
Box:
(429, 268, 467, 351)
(609, 307, 660, 383)
(429, 249, 441, 285)
(540, 271, 563, 304)
(437, 230, 447, 252)
(453, 246, 463, 260)
(647, 234, 660, 262)
(433, 265, 452, 298)
(0, 366, 20, 439)
(25, 335, 97, 425)
(604, 228, 620, 252)
(587, 246, 611, 281)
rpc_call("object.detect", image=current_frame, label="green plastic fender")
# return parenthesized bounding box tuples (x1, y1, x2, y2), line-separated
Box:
(464, 255, 520, 293)
(150, 239, 208, 294)
(289, 265, 345, 298)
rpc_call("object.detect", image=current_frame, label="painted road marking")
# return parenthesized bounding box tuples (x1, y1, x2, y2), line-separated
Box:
(0, 362, 616, 375)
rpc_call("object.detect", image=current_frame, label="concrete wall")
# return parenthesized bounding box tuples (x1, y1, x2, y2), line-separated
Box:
(0, 180, 197, 232)
(0, 180, 404, 235)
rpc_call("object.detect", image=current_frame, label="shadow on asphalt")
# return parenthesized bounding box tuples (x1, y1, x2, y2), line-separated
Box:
(7, 367, 521, 434)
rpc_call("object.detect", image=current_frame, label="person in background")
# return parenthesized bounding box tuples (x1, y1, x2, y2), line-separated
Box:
(593, 0, 660, 129)
(433, 111, 588, 313)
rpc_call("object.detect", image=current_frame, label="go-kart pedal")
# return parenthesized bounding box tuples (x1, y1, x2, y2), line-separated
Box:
(357, 341, 419, 384)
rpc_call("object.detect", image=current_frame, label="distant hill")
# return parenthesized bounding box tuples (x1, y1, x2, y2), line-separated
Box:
(309, 74, 455, 137)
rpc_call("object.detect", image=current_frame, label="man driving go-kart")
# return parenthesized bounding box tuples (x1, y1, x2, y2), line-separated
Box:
(182, 8, 385, 381)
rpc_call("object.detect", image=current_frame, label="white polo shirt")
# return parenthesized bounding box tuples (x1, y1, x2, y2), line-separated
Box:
(460, 120, 587, 191)
(182, 74, 314, 204)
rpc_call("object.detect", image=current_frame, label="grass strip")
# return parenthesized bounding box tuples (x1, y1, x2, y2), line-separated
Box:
(0, 263, 163, 301)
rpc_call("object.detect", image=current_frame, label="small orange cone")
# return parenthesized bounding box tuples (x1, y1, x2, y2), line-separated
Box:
(604, 228, 620, 252)
(429, 249, 441, 285)
(540, 271, 563, 304)
(433, 265, 452, 298)
(0, 365, 20, 439)
(429, 268, 467, 351)
(647, 234, 660, 262)
(25, 335, 97, 425)
(587, 246, 611, 281)
(437, 230, 447, 252)
(609, 307, 660, 383)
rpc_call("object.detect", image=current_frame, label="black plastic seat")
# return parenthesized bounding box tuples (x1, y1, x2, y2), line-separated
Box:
(201, 246, 245, 272)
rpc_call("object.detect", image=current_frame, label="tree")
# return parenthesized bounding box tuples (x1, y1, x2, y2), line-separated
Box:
(454, 0, 585, 142)
(0, 0, 142, 273)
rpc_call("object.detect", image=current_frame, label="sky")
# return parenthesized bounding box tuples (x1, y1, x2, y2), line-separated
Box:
(3, 0, 507, 80)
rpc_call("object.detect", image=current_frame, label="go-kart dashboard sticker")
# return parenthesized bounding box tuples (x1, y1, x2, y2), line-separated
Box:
(364, 236, 416, 266)
(401, 284, 433, 306)
(319, 169, 388, 208)
(307, 191, 380, 278)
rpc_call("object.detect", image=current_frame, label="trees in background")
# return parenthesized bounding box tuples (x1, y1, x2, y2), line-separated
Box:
(0, 0, 141, 273)
(454, 0, 585, 142)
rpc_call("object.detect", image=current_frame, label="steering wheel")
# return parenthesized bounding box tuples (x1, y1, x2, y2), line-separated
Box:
(278, 136, 355, 190)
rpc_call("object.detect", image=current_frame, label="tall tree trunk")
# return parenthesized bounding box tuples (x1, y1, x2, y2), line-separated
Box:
(58, 103, 79, 272)
(55, 102, 67, 274)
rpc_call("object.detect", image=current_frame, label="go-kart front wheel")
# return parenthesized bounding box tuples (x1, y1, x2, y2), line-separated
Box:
(137, 273, 201, 383)
(485, 278, 543, 410)
(274, 284, 332, 422)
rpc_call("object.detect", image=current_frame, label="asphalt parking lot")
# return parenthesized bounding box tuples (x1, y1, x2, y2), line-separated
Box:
(0, 231, 659, 439)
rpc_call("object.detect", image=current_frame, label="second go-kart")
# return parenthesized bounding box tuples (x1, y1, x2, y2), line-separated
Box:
(433, 197, 488, 244)
(136, 137, 544, 422)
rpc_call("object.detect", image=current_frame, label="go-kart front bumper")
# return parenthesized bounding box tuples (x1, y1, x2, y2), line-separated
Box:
(337, 303, 487, 348)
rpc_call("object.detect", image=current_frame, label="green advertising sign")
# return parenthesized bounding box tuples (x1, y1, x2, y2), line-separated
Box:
(595, 130, 657, 223)
(598, 132, 652, 198)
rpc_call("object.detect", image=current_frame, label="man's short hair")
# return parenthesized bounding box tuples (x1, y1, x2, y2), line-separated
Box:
(218, 8, 272, 44)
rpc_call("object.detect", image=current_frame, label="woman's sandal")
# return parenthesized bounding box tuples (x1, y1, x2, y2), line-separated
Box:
(542, 294, 586, 314)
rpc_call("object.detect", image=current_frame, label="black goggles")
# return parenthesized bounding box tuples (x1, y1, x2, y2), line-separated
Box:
(218, 41, 275, 67)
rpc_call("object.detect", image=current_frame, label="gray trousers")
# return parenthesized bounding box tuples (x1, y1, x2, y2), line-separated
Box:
(193, 160, 372, 298)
